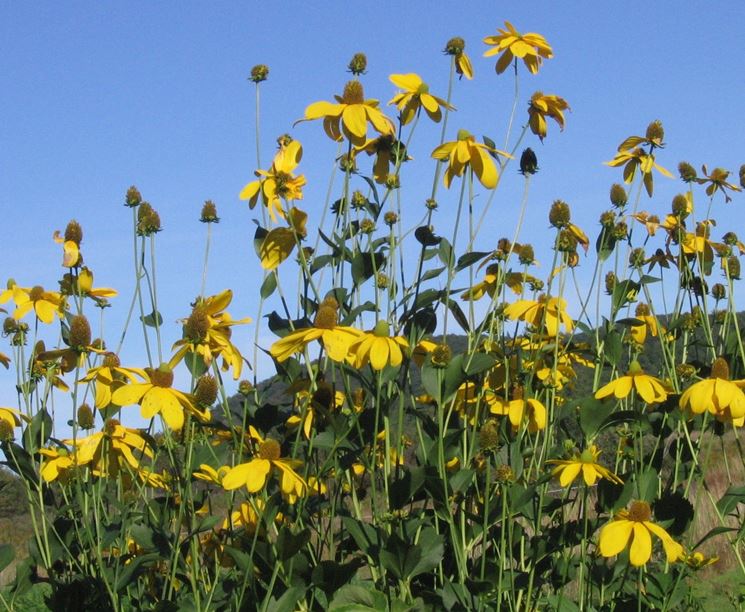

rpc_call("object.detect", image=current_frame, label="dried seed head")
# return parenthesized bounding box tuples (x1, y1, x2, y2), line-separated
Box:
(494, 464, 514, 483)
(384, 211, 398, 226)
(276, 133, 293, 148)
(314, 297, 339, 329)
(360, 218, 375, 234)
(678, 161, 697, 183)
(599, 210, 616, 229)
(611, 221, 628, 241)
(149, 363, 174, 388)
(77, 403, 95, 429)
(258, 438, 281, 461)
(125, 186, 142, 208)
(711, 283, 726, 300)
(609, 183, 628, 208)
(479, 419, 500, 451)
(342, 80, 364, 104)
(645, 120, 665, 144)
(519, 147, 538, 175)
(338, 152, 356, 173)
(444, 36, 465, 55)
(672, 194, 690, 218)
(557, 228, 577, 253)
(3, 317, 18, 335)
(375, 272, 389, 289)
(723, 231, 739, 246)
(518, 244, 535, 265)
(0, 420, 14, 442)
(64, 220, 83, 245)
(605, 272, 616, 295)
(711, 357, 730, 381)
(425, 198, 438, 210)
(629, 247, 646, 268)
(238, 379, 253, 396)
(350, 190, 367, 209)
(137, 202, 162, 235)
(628, 500, 652, 522)
(200, 200, 219, 223)
(431, 343, 452, 367)
(249, 64, 269, 83)
(549, 200, 571, 228)
(725, 256, 741, 280)
(185, 307, 210, 341)
(69, 315, 91, 348)
(195, 374, 218, 406)
(347, 52, 367, 75)
(385, 174, 400, 190)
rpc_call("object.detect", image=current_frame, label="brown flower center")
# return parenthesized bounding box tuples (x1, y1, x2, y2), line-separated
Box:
(628, 500, 652, 522)
(149, 364, 174, 388)
(711, 357, 730, 380)
(314, 297, 339, 329)
(185, 307, 210, 341)
(29, 286, 45, 301)
(342, 80, 364, 104)
(258, 439, 281, 461)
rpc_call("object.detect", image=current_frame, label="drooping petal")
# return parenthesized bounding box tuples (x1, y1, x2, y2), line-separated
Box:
(558, 462, 582, 487)
(369, 337, 390, 371)
(111, 383, 151, 407)
(599, 519, 633, 558)
(629, 523, 653, 566)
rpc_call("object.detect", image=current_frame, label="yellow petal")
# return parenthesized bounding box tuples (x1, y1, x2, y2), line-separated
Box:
(304, 100, 342, 120)
(111, 383, 151, 407)
(342, 104, 367, 139)
(629, 523, 652, 566)
(369, 337, 390, 371)
(389, 73, 422, 92)
(558, 462, 581, 487)
(599, 519, 633, 558)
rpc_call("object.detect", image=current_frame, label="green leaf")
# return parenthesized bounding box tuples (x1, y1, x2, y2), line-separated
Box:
(420, 266, 446, 283)
(276, 526, 311, 562)
(140, 311, 163, 327)
(389, 466, 426, 509)
(603, 329, 622, 366)
(341, 517, 381, 558)
(463, 352, 496, 376)
(578, 396, 616, 438)
(329, 584, 388, 612)
(717, 485, 745, 516)
(443, 354, 466, 403)
(260, 272, 277, 299)
(23, 407, 53, 453)
(351, 251, 386, 286)
(456, 251, 491, 271)
(595, 228, 616, 262)
(447, 299, 470, 333)
(184, 351, 207, 377)
(267, 586, 307, 612)
(253, 223, 269, 258)
(611, 279, 640, 315)
(438, 238, 453, 266)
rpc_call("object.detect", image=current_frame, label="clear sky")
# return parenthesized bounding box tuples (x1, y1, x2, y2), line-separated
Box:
(2, 2, 745, 418)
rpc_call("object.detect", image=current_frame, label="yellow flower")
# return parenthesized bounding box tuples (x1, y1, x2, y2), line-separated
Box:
(224, 499, 264, 534)
(222, 435, 306, 502)
(270, 296, 362, 363)
(547, 445, 623, 487)
(71, 419, 153, 478)
(287, 380, 344, 439)
(483, 21, 553, 75)
(504, 295, 574, 337)
(694, 165, 742, 203)
(679, 358, 745, 425)
(629, 304, 662, 345)
(39, 446, 78, 482)
(10, 285, 65, 324)
(444, 37, 473, 80)
(431, 129, 511, 189)
(356, 134, 408, 184)
(111, 363, 209, 430)
(605, 147, 672, 197)
(171, 289, 251, 380)
(53, 230, 80, 267)
(388, 73, 454, 125)
(76, 268, 118, 302)
(490, 394, 546, 433)
(598, 500, 684, 567)
(193, 463, 230, 486)
(0, 406, 27, 430)
(258, 206, 308, 270)
(301, 80, 395, 147)
(239, 139, 306, 222)
(683, 551, 718, 569)
(347, 321, 409, 371)
(527, 92, 569, 141)
(595, 361, 668, 404)
(79, 352, 143, 409)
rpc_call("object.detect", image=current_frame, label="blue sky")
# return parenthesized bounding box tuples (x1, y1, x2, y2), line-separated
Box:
(2, 2, 745, 419)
